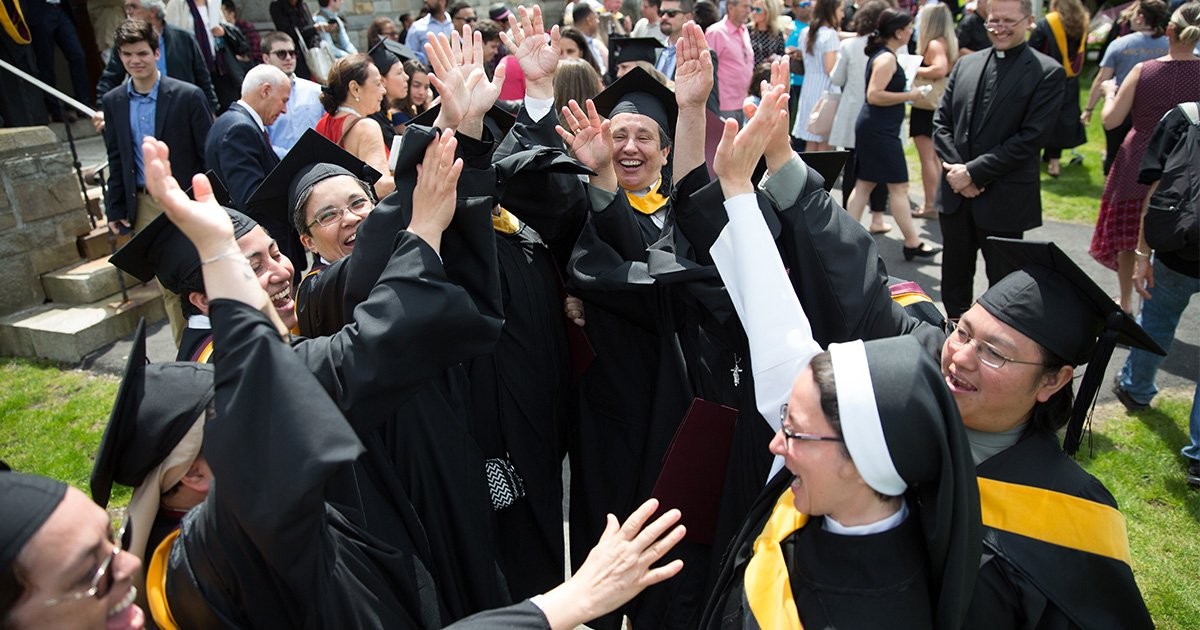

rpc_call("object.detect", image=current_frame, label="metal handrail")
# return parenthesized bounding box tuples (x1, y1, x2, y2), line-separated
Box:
(0, 58, 128, 303)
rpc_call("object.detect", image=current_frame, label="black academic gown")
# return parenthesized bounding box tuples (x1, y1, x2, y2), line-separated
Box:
(161, 295, 552, 629)
(699, 471, 933, 629)
(703, 156, 1151, 629)
(290, 127, 513, 622)
(175, 326, 214, 362)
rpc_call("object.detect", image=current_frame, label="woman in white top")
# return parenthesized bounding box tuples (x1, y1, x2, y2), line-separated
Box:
(791, 0, 844, 150)
(165, 0, 223, 59)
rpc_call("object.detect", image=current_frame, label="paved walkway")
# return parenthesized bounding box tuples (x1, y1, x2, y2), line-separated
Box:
(76, 141, 1197, 408)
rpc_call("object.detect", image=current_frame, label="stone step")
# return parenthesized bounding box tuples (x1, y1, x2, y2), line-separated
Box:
(0, 282, 165, 364)
(77, 225, 130, 261)
(42, 258, 140, 305)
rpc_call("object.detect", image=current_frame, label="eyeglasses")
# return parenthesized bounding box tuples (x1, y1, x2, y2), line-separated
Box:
(306, 196, 373, 229)
(778, 404, 845, 444)
(454, 14, 477, 22)
(271, 49, 298, 59)
(984, 17, 1027, 32)
(751, 6, 764, 12)
(43, 511, 132, 608)
(659, 8, 682, 16)
(946, 321, 1050, 369)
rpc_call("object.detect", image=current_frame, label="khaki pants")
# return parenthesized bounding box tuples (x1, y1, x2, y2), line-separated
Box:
(135, 192, 185, 347)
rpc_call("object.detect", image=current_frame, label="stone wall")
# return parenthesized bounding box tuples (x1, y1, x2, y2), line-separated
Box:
(0, 127, 90, 317)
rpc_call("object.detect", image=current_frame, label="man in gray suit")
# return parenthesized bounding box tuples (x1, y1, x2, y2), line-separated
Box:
(932, 0, 1064, 318)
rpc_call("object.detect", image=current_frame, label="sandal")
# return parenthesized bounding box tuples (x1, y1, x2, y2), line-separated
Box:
(869, 223, 893, 234)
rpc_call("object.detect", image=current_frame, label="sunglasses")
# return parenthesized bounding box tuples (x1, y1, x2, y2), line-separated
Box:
(660, 8, 683, 16)
(455, 14, 477, 22)
(271, 49, 298, 59)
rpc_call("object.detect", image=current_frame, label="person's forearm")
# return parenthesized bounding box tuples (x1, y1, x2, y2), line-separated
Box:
(672, 105, 706, 186)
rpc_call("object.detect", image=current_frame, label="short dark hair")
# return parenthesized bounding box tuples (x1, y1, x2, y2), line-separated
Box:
(1137, 0, 1170, 37)
(476, 18, 502, 42)
(1027, 346, 1074, 435)
(852, 0, 889, 35)
(573, 2, 596, 24)
(220, 0, 237, 16)
(317, 0, 331, 7)
(644, 0, 662, 8)
(261, 30, 294, 54)
(114, 18, 158, 53)
(448, 0, 472, 17)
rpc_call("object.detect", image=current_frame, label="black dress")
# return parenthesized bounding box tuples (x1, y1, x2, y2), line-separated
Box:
(1029, 17, 1087, 154)
(854, 48, 908, 184)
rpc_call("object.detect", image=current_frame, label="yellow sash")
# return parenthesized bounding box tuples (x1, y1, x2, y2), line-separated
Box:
(978, 477, 1132, 565)
(492, 206, 521, 235)
(0, 0, 31, 45)
(145, 529, 182, 630)
(743, 488, 809, 630)
(625, 178, 670, 216)
(1046, 13, 1085, 78)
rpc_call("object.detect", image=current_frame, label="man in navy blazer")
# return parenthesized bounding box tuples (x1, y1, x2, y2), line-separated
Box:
(205, 64, 303, 271)
(932, 0, 1064, 318)
(101, 17, 212, 341)
(94, 0, 218, 114)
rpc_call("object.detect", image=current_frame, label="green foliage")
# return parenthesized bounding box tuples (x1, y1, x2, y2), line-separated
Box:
(1078, 391, 1200, 629)
(0, 358, 129, 506)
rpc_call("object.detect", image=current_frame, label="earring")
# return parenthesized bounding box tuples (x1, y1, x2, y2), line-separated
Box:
(355, 94, 360, 102)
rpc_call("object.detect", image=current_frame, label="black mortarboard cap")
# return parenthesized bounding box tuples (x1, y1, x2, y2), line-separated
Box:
(0, 470, 67, 574)
(408, 103, 518, 141)
(90, 319, 215, 508)
(109, 208, 259, 294)
(592, 66, 677, 139)
(368, 37, 417, 74)
(798, 150, 850, 192)
(246, 129, 381, 232)
(609, 37, 662, 65)
(978, 238, 1166, 455)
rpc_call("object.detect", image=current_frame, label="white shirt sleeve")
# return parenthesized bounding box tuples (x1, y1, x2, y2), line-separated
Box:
(710, 192, 822, 479)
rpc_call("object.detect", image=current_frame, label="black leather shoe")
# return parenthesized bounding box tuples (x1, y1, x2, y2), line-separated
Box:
(903, 242, 941, 261)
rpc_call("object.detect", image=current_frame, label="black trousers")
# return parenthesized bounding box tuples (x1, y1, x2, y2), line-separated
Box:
(939, 204, 1022, 319)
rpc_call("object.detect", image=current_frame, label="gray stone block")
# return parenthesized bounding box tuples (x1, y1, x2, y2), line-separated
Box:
(0, 283, 165, 363)
(0, 254, 44, 317)
(15, 174, 84, 222)
(6, 157, 39, 179)
(0, 210, 16, 233)
(40, 151, 75, 176)
(42, 258, 142, 304)
(0, 127, 58, 157)
(30, 241, 82, 276)
(0, 231, 30, 258)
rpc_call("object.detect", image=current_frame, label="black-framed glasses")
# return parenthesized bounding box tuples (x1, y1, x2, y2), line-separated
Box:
(984, 17, 1026, 32)
(454, 14, 477, 23)
(43, 511, 132, 608)
(778, 404, 845, 443)
(946, 320, 1050, 369)
(306, 196, 373, 229)
(271, 49, 298, 59)
(660, 8, 683, 16)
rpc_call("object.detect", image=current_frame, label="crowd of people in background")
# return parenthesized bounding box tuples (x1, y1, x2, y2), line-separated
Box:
(1, 0, 1199, 627)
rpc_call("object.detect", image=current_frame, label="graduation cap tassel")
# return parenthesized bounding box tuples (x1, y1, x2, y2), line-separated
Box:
(1063, 311, 1126, 456)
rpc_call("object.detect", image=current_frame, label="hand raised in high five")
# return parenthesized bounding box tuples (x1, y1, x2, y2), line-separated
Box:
(408, 130, 463, 254)
(713, 81, 789, 198)
(556, 99, 617, 191)
(674, 21, 713, 111)
(763, 59, 796, 173)
(425, 30, 506, 135)
(500, 5, 561, 97)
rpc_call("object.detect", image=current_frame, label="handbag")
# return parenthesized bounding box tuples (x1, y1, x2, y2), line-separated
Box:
(911, 75, 947, 111)
(806, 90, 840, 137)
(296, 27, 334, 84)
(484, 457, 526, 510)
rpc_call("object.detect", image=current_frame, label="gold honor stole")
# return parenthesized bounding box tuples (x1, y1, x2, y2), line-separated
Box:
(743, 488, 810, 629)
(190, 338, 214, 364)
(146, 529, 182, 630)
(492, 206, 521, 235)
(978, 477, 1132, 564)
(0, 0, 31, 45)
(625, 178, 670, 216)
(1046, 13, 1086, 78)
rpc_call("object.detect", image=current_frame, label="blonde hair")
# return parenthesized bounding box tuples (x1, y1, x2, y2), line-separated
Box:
(1051, 0, 1089, 39)
(756, 0, 785, 36)
(916, 3, 957, 63)
(1169, 1, 1200, 45)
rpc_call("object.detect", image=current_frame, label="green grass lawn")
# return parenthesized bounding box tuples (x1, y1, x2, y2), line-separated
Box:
(1, 356, 1196, 626)
(905, 69, 1109, 225)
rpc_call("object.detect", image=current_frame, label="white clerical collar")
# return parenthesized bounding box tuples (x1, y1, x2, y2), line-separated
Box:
(823, 500, 909, 536)
(188, 314, 212, 330)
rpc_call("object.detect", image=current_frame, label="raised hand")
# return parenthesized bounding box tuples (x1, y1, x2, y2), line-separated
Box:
(407, 130, 463, 254)
(713, 82, 788, 197)
(556, 99, 615, 182)
(425, 31, 506, 134)
(142, 137, 234, 255)
(499, 5, 561, 90)
(674, 21, 714, 111)
(764, 59, 796, 172)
